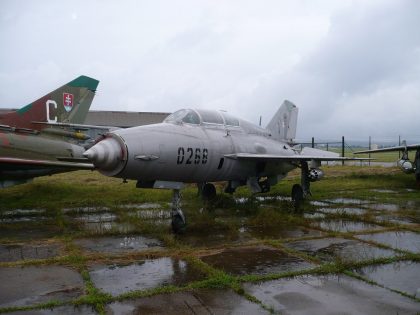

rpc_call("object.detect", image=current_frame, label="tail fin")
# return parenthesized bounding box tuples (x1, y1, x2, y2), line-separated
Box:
(266, 100, 298, 142)
(0, 75, 99, 130)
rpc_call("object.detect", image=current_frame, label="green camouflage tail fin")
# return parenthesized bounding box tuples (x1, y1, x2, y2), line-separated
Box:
(0, 75, 99, 130)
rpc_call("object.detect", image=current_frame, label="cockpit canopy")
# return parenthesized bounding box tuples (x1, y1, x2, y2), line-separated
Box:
(164, 109, 240, 127)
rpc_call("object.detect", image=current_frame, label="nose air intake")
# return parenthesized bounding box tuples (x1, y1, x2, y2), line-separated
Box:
(84, 134, 127, 176)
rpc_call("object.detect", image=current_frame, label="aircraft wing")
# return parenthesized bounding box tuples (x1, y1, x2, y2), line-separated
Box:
(31, 121, 117, 131)
(225, 153, 368, 162)
(225, 147, 370, 162)
(0, 157, 94, 170)
(354, 144, 420, 154)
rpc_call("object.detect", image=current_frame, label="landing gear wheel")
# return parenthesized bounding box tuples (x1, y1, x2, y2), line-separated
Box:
(291, 184, 304, 210)
(171, 214, 186, 234)
(201, 183, 216, 201)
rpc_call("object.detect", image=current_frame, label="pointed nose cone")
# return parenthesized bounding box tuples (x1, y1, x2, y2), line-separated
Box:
(84, 135, 127, 176)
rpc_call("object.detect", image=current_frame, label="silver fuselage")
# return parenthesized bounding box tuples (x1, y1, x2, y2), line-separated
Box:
(98, 121, 297, 183)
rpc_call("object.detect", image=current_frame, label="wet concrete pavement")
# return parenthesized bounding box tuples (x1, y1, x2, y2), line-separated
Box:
(0, 191, 419, 314)
(89, 258, 205, 295)
(0, 266, 84, 307)
(285, 237, 397, 262)
(244, 274, 420, 315)
(201, 245, 314, 275)
(106, 289, 269, 314)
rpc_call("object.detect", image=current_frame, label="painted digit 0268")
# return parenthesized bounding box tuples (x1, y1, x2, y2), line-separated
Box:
(177, 147, 208, 165)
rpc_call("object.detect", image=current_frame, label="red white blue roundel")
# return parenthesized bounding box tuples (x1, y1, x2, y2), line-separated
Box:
(63, 93, 74, 112)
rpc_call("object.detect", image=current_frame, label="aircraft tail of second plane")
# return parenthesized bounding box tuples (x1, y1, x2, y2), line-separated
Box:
(0, 75, 99, 130)
(266, 100, 298, 143)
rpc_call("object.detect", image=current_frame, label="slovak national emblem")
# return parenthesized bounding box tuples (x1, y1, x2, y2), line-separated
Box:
(63, 93, 74, 112)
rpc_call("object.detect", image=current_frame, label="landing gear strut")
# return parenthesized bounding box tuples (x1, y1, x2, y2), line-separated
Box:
(171, 189, 186, 234)
(291, 161, 312, 209)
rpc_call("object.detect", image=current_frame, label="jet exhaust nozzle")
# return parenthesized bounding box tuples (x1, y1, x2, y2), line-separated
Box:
(398, 159, 414, 174)
(83, 134, 127, 176)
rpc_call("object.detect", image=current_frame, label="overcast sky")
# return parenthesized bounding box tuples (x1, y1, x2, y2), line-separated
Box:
(1, 0, 419, 141)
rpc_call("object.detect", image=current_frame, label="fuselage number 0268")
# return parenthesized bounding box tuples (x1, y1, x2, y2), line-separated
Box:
(177, 147, 208, 165)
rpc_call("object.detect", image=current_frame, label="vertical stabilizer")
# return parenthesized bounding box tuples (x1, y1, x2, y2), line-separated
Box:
(266, 100, 298, 142)
(0, 75, 99, 130)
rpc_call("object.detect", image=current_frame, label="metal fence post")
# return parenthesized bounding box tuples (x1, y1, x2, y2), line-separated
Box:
(342, 136, 345, 166)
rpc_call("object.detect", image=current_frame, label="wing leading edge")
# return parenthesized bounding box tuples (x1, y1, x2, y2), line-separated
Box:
(354, 144, 420, 154)
(226, 147, 369, 162)
(0, 157, 94, 170)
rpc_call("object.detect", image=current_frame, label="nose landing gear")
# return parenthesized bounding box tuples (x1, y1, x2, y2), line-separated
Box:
(171, 189, 186, 234)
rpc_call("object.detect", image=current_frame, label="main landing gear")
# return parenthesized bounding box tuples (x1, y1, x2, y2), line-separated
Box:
(291, 161, 312, 209)
(171, 189, 186, 234)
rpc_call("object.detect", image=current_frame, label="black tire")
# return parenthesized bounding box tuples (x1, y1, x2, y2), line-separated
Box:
(171, 214, 186, 234)
(291, 184, 304, 210)
(202, 183, 217, 201)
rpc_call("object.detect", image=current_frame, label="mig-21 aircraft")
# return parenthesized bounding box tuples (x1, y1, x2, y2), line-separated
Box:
(0, 75, 100, 188)
(83, 100, 367, 233)
(355, 141, 420, 183)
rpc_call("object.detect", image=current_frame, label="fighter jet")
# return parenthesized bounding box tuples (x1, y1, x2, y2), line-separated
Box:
(355, 141, 420, 183)
(0, 75, 100, 188)
(83, 100, 367, 232)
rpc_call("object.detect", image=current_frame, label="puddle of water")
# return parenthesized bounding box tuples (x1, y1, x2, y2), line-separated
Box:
(356, 231, 420, 253)
(0, 209, 48, 224)
(317, 207, 366, 216)
(0, 216, 49, 223)
(1, 209, 46, 217)
(234, 196, 292, 205)
(5, 305, 97, 315)
(201, 246, 314, 276)
(74, 212, 117, 223)
(325, 198, 370, 205)
(70, 212, 136, 234)
(235, 197, 249, 204)
(244, 274, 420, 315)
(89, 258, 204, 295)
(74, 236, 163, 254)
(177, 227, 251, 248)
(106, 289, 268, 314)
(355, 261, 420, 298)
(120, 203, 162, 210)
(285, 237, 396, 262)
(310, 201, 330, 207)
(369, 203, 400, 212)
(62, 206, 110, 214)
(315, 220, 382, 233)
(0, 266, 84, 307)
(0, 243, 62, 262)
(370, 189, 397, 194)
(303, 212, 326, 220)
(376, 215, 419, 226)
(131, 210, 171, 220)
(246, 225, 324, 240)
